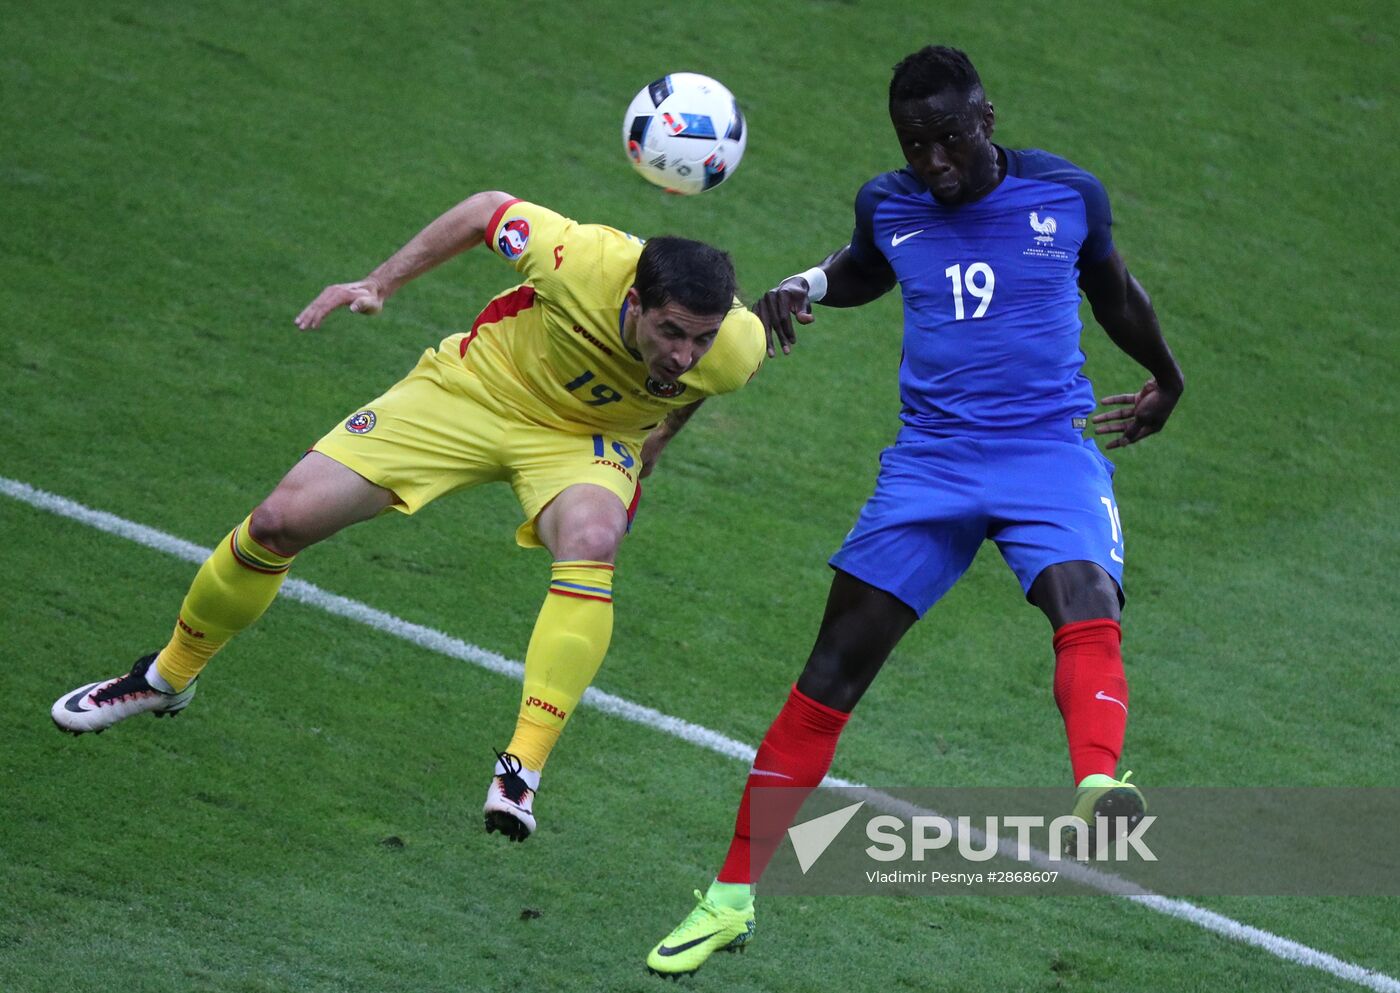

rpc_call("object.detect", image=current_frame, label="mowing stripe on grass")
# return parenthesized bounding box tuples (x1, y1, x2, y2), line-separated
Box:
(4, 474, 1396, 993)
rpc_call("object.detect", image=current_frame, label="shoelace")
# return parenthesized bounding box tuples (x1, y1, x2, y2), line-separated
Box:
(679, 890, 720, 930)
(91, 668, 154, 706)
(492, 750, 531, 804)
(494, 749, 522, 777)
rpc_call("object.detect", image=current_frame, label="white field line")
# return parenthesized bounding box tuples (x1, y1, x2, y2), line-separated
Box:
(4, 474, 1397, 993)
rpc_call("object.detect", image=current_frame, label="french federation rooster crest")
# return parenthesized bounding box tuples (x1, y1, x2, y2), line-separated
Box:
(1029, 211, 1057, 244)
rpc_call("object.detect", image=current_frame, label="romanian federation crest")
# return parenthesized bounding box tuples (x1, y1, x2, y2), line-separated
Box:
(345, 410, 377, 434)
(645, 377, 687, 399)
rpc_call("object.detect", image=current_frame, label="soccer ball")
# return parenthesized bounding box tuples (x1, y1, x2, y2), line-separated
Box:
(622, 73, 747, 195)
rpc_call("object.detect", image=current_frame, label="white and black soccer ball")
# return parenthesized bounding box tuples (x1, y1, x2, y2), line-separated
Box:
(622, 73, 746, 195)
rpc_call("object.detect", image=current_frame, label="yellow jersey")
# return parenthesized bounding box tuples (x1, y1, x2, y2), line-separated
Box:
(443, 198, 765, 441)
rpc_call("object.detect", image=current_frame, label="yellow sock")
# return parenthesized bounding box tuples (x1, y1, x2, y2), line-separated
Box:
(505, 560, 615, 772)
(155, 515, 295, 691)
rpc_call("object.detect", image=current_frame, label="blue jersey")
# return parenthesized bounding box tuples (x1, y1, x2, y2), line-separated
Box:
(848, 147, 1115, 437)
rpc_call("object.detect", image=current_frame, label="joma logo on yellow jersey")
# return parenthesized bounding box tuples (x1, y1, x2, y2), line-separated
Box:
(570, 324, 614, 356)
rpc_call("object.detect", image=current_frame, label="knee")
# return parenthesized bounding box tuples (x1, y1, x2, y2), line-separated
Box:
(248, 498, 306, 557)
(796, 645, 868, 712)
(1072, 566, 1123, 619)
(551, 519, 624, 563)
(1033, 561, 1122, 627)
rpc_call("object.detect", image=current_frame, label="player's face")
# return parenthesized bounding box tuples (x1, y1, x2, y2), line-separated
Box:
(626, 290, 724, 383)
(891, 89, 999, 205)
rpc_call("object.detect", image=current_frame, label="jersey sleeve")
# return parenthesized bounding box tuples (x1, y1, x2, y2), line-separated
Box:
(845, 175, 904, 279)
(1072, 170, 1115, 264)
(484, 199, 607, 301)
(847, 177, 890, 271)
(696, 307, 767, 396)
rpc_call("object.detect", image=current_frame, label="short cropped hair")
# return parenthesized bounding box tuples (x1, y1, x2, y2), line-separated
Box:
(634, 236, 738, 316)
(889, 45, 984, 106)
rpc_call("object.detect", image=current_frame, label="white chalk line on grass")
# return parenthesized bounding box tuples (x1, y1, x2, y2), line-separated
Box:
(4, 474, 1396, 993)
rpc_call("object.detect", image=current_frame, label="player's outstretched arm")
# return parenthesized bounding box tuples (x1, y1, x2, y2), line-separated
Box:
(1081, 250, 1186, 449)
(639, 399, 705, 478)
(294, 190, 516, 330)
(753, 246, 897, 356)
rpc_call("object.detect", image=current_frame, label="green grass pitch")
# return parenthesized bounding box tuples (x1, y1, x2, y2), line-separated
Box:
(3, 1, 1397, 990)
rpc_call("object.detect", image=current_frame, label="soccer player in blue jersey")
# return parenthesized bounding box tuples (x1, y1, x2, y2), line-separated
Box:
(647, 45, 1185, 975)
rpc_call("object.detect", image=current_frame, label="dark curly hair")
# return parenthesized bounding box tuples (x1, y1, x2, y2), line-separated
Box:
(889, 46, 984, 106)
(634, 236, 738, 316)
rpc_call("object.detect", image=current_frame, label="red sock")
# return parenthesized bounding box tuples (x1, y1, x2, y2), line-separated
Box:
(717, 686, 850, 884)
(1053, 618, 1128, 783)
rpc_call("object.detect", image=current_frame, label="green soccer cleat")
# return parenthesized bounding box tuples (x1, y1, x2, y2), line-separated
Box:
(1067, 771, 1146, 857)
(646, 889, 755, 979)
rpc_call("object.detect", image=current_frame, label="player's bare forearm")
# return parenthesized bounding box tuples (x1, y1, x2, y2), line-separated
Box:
(650, 398, 705, 447)
(1094, 276, 1184, 393)
(640, 399, 705, 477)
(366, 190, 515, 298)
(818, 247, 898, 308)
(1082, 250, 1184, 447)
(295, 190, 515, 330)
(755, 246, 896, 355)
(1081, 252, 1184, 392)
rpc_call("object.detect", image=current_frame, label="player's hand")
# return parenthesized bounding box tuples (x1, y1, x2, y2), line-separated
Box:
(752, 276, 816, 357)
(1092, 378, 1181, 449)
(294, 277, 387, 330)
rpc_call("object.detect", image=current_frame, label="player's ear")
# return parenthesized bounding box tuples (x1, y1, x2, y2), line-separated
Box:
(625, 286, 642, 310)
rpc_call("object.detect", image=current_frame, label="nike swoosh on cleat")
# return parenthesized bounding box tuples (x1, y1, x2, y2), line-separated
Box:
(63, 687, 100, 713)
(655, 932, 721, 956)
(890, 229, 925, 246)
(1094, 690, 1128, 713)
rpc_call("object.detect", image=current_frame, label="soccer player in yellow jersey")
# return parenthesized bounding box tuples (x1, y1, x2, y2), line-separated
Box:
(51, 190, 767, 842)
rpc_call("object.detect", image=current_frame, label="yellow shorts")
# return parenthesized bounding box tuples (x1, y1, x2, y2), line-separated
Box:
(312, 347, 643, 548)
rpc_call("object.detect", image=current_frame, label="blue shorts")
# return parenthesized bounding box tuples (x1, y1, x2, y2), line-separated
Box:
(830, 432, 1125, 618)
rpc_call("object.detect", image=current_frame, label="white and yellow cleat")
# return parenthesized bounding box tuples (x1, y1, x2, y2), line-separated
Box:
(646, 889, 755, 979)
